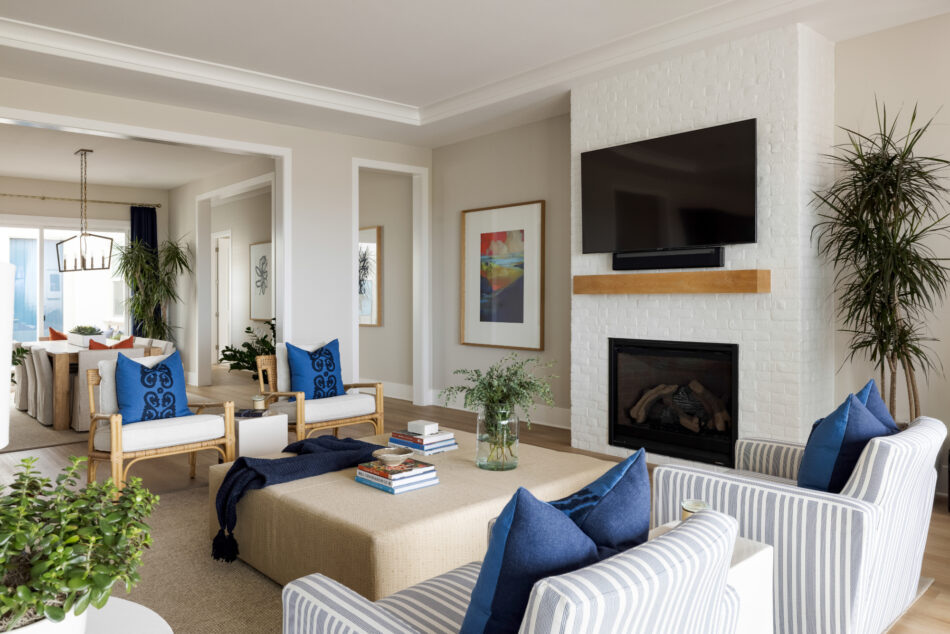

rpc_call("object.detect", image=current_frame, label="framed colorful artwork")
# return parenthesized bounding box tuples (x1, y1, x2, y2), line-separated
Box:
(460, 200, 544, 350)
(249, 241, 274, 321)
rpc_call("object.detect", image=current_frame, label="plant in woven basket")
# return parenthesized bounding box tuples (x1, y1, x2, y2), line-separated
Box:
(813, 102, 950, 421)
(67, 326, 102, 336)
(0, 457, 157, 631)
(441, 354, 555, 468)
(219, 319, 276, 380)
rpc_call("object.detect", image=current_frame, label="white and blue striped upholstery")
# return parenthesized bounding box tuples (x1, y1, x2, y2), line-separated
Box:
(283, 511, 740, 634)
(282, 574, 419, 634)
(653, 417, 946, 634)
(519, 510, 739, 634)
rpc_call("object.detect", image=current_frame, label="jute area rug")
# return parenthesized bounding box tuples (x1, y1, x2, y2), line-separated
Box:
(124, 487, 282, 634)
(3, 407, 83, 453)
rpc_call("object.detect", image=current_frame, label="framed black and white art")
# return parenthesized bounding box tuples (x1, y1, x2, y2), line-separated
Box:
(249, 241, 274, 321)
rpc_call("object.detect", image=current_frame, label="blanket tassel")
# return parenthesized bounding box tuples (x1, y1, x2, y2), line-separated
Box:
(212, 529, 240, 562)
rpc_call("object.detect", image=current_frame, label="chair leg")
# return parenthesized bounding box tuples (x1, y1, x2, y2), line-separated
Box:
(332, 426, 340, 438)
(189, 451, 197, 479)
(87, 457, 97, 484)
(296, 424, 306, 442)
(111, 457, 123, 491)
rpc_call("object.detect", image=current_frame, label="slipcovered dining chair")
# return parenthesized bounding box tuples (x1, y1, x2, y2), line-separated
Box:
(12, 342, 29, 411)
(256, 343, 383, 441)
(71, 348, 145, 431)
(86, 353, 236, 489)
(23, 346, 37, 417)
(149, 339, 175, 355)
(31, 346, 53, 426)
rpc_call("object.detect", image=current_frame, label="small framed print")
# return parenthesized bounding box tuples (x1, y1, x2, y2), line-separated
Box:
(460, 200, 544, 350)
(249, 241, 274, 321)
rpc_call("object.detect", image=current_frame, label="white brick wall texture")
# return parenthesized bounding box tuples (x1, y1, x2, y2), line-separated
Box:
(569, 25, 836, 464)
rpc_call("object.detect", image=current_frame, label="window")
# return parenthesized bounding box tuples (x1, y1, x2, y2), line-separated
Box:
(0, 218, 130, 342)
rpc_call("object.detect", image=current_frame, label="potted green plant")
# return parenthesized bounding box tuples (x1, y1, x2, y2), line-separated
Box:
(441, 354, 555, 471)
(814, 102, 950, 421)
(0, 457, 157, 632)
(114, 238, 192, 342)
(65, 327, 103, 349)
(218, 319, 276, 381)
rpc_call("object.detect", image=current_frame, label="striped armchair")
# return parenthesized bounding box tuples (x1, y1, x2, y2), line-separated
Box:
(282, 510, 740, 634)
(652, 416, 946, 634)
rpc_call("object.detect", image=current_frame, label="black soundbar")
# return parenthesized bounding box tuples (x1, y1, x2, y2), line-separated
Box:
(612, 247, 724, 271)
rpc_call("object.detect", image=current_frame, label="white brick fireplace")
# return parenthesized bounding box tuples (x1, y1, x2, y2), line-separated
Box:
(570, 25, 836, 463)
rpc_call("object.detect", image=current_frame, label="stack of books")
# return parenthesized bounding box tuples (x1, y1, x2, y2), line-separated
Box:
(355, 459, 439, 494)
(388, 429, 459, 455)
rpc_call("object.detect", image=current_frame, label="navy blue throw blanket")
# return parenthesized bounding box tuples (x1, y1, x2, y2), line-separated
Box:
(212, 436, 383, 562)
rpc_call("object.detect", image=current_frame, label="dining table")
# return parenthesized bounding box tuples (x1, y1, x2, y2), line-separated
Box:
(21, 340, 163, 431)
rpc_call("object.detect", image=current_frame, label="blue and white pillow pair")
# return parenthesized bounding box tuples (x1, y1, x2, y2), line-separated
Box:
(461, 449, 649, 634)
(286, 341, 345, 401)
(798, 379, 899, 493)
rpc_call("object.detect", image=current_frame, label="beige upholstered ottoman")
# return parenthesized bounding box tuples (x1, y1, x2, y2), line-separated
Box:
(208, 430, 616, 600)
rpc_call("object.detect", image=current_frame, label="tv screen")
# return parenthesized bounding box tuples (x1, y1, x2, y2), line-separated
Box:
(581, 119, 756, 254)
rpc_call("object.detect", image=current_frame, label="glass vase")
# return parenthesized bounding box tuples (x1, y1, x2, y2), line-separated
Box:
(476, 408, 519, 471)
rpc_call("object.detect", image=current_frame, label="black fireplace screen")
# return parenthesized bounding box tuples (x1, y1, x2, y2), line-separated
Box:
(608, 338, 738, 467)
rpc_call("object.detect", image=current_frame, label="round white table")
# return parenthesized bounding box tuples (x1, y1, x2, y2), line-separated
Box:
(88, 598, 172, 633)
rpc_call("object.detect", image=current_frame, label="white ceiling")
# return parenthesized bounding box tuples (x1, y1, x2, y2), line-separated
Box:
(0, 0, 947, 147)
(0, 123, 255, 189)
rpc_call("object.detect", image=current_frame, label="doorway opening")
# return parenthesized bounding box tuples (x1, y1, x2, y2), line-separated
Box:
(211, 231, 231, 365)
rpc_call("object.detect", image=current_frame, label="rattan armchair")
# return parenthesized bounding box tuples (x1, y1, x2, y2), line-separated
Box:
(86, 368, 235, 489)
(256, 354, 383, 441)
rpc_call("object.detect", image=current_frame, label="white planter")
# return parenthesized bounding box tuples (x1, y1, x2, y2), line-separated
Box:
(66, 333, 105, 348)
(0, 262, 13, 450)
(10, 610, 87, 634)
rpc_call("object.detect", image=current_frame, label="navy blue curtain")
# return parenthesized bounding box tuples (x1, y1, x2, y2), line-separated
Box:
(130, 206, 159, 337)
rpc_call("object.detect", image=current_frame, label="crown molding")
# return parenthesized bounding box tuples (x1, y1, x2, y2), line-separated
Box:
(0, 17, 421, 125)
(0, 0, 836, 131)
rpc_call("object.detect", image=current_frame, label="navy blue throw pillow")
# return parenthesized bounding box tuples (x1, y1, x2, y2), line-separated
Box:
(116, 350, 193, 424)
(550, 448, 649, 556)
(460, 488, 599, 634)
(856, 379, 899, 432)
(286, 341, 344, 400)
(798, 394, 894, 493)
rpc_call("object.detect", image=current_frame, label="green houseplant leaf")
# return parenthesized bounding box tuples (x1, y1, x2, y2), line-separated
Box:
(114, 238, 193, 342)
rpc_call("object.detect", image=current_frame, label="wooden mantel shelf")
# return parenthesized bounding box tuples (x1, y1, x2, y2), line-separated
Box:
(572, 269, 771, 295)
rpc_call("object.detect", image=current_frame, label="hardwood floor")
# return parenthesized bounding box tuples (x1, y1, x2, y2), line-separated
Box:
(2, 366, 947, 631)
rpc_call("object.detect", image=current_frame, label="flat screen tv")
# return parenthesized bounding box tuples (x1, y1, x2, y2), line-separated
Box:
(581, 119, 756, 254)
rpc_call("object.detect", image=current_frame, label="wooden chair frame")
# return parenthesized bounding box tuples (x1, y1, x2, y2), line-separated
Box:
(86, 369, 236, 489)
(255, 354, 384, 441)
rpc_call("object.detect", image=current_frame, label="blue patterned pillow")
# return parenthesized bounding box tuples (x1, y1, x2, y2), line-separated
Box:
(549, 448, 650, 556)
(855, 379, 899, 432)
(286, 341, 345, 400)
(115, 350, 193, 424)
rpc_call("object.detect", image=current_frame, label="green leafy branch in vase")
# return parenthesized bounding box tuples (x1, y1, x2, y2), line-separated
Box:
(440, 354, 556, 464)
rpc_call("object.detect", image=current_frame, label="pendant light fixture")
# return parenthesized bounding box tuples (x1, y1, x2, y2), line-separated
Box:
(56, 149, 114, 272)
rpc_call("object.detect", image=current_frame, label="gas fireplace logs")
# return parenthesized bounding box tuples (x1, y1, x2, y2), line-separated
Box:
(628, 380, 730, 433)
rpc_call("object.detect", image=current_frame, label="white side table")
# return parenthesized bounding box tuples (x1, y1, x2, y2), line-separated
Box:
(88, 597, 172, 633)
(235, 412, 289, 457)
(650, 521, 773, 634)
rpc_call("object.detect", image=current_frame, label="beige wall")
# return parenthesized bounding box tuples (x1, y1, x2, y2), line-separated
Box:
(0, 77, 431, 381)
(358, 170, 413, 389)
(836, 14, 950, 487)
(0, 174, 169, 241)
(431, 115, 571, 426)
(211, 190, 272, 347)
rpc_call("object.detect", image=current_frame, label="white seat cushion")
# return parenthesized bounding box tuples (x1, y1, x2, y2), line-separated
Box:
(268, 393, 375, 424)
(94, 413, 225, 452)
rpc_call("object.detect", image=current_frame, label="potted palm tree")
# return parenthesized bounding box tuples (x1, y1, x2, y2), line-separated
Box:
(114, 239, 191, 341)
(0, 458, 156, 632)
(813, 102, 950, 421)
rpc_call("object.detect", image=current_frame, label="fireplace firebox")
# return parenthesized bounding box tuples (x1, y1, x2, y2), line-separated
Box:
(609, 338, 738, 467)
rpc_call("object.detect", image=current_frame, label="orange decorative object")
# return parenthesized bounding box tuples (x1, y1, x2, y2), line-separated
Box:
(48, 327, 68, 341)
(89, 337, 134, 350)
